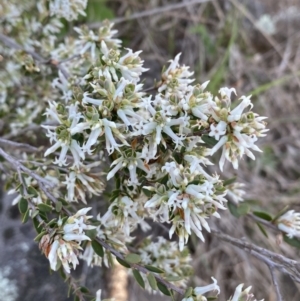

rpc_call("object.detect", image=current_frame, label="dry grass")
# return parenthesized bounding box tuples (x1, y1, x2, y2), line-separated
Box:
(103, 0, 300, 300)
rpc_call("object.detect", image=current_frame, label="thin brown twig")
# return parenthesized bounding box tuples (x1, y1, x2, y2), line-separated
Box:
(0, 137, 41, 152)
(268, 264, 283, 301)
(211, 229, 300, 283)
(0, 147, 56, 188)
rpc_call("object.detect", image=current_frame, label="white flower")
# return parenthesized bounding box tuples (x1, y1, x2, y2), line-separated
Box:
(48, 238, 81, 273)
(228, 284, 263, 301)
(277, 210, 300, 238)
(209, 121, 227, 141)
(194, 277, 220, 296)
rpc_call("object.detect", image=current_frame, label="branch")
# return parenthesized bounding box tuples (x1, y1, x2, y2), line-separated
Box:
(268, 263, 283, 301)
(0, 137, 41, 152)
(89, 0, 211, 28)
(0, 145, 185, 295)
(211, 229, 300, 283)
(0, 147, 56, 188)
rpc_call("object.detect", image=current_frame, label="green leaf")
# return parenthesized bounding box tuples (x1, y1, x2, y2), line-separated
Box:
(147, 273, 157, 290)
(116, 257, 131, 268)
(125, 253, 141, 264)
(18, 197, 28, 214)
(27, 186, 38, 197)
(91, 240, 104, 257)
(207, 297, 218, 301)
(283, 236, 300, 248)
(157, 282, 171, 296)
(46, 218, 57, 227)
(142, 188, 152, 198)
(74, 296, 80, 301)
(55, 201, 62, 212)
(59, 267, 67, 280)
(85, 229, 97, 240)
(58, 198, 69, 206)
(256, 222, 268, 238)
(145, 265, 164, 274)
(79, 287, 89, 293)
(253, 211, 273, 221)
(34, 231, 47, 242)
(22, 208, 30, 223)
(223, 177, 236, 186)
(132, 269, 145, 289)
(184, 287, 193, 298)
(272, 206, 289, 222)
(37, 203, 53, 213)
(165, 275, 185, 282)
(228, 202, 250, 218)
(201, 135, 218, 147)
(33, 217, 43, 233)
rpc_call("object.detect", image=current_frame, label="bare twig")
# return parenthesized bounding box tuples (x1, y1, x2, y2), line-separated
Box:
(0, 137, 41, 152)
(268, 264, 284, 301)
(211, 229, 300, 283)
(89, 0, 211, 28)
(0, 147, 56, 188)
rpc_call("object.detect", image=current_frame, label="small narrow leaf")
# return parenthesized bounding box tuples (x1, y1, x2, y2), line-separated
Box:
(79, 287, 89, 293)
(132, 269, 145, 289)
(165, 275, 185, 282)
(37, 203, 53, 213)
(22, 208, 30, 223)
(125, 253, 141, 264)
(253, 211, 273, 221)
(55, 201, 62, 212)
(272, 206, 289, 222)
(223, 177, 236, 186)
(116, 257, 131, 268)
(256, 222, 268, 238)
(33, 217, 42, 233)
(283, 236, 300, 248)
(85, 229, 97, 240)
(201, 135, 218, 147)
(157, 282, 171, 296)
(184, 287, 193, 298)
(228, 202, 249, 217)
(145, 265, 164, 274)
(147, 273, 157, 290)
(91, 240, 104, 257)
(18, 197, 28, 214)
(34, 231, 47, 242)
(27, 186, 38, 197)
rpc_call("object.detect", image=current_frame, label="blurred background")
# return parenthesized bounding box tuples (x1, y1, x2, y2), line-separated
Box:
(1, 0, 300, 300)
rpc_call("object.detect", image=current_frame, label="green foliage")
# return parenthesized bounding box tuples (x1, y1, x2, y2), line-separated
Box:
(132, 269, 145, 289)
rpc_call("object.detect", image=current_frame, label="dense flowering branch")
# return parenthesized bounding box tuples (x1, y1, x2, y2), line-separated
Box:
(1, 1, 299, 301)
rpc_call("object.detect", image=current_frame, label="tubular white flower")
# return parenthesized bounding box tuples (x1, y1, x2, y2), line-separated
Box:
(228, 284, 263, 301)
(194, 277, 220, 296)
(277, 210, 300, 238)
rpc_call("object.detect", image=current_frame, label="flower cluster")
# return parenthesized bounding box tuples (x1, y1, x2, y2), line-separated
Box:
(39, 20, 267, 254)
(39, 208, 95, 273)
(138, 236, 193, 291)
